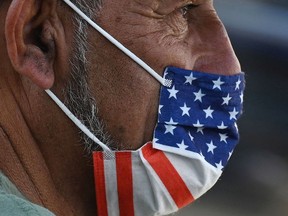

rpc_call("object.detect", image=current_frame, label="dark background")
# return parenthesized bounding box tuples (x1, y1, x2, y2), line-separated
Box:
(176, 0, 288, 215)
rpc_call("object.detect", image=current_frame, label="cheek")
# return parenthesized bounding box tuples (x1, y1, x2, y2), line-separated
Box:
(95, 1, 192, 73)
(114, 25, 193, 74)
(96, 0, 238, 76)
(161, 10, 189, 40)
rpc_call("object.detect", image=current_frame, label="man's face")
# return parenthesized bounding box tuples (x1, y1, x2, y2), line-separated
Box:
(67, 0, 241, 150)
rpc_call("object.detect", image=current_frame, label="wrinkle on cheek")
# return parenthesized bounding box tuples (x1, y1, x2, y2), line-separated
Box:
(162, 12, 188, 40)
(132, 13, 189, 48)
(109, 2, 189, 48)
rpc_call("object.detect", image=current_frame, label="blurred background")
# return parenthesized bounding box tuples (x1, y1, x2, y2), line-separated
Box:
(175, 0, 288, 215)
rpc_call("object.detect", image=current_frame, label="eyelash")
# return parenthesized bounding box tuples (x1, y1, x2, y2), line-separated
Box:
(181, 4, 199, 17)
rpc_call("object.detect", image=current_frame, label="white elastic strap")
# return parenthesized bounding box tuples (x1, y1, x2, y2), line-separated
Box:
(45, 89, 111, 152)
(62, 0, 171, 87)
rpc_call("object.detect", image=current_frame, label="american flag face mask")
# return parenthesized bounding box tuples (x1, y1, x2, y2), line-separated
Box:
(92, 67, 244, 216)
(46, 1, 245, 215)
(46, 67, 244, 216)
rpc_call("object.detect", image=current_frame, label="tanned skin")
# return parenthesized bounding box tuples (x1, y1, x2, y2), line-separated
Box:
(0, 0, 240, 215)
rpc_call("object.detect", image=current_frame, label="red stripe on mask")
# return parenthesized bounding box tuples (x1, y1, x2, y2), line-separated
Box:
(142, 143, 195, 208)
(93, 152, 108, 216)
(116, 152, 135, 216)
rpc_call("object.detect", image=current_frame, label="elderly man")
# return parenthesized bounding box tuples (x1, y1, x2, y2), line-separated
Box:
(0, 0, 244, 215)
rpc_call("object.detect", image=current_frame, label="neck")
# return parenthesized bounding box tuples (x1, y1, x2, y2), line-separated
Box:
(0, 80, 97, 216)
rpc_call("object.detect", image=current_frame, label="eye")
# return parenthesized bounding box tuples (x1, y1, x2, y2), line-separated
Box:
(181, 4, 199, 17)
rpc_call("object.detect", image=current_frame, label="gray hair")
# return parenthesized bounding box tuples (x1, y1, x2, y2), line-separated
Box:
(63, 0, 114, 153)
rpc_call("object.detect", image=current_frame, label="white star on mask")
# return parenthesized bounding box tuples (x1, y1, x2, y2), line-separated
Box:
(168, 86, 179, 99)
(199, 151, 205, 159)
(215, 161, 224, 171)
(193, 120, 204, 134)
(229, 108, 239, 120)
(219, 133, 228, 143)
(164, 125, 176, 135)
(194, 89, 205, 102)
(213, 78, 225, 90)
(177, 140, 189, 150)
(217, 121, 228, 130)
(203, 106, 214, 119)
(184, 73, 197, 85)
(180, 103, 191, 116)
(207, 141, 217, 154)
(235, 79, 241, 90)
(188, 132, 195, 142)
(159, 105, 163, 114)
(164, 118, 178, 135)
(222, 93, 232, 105)
(153, 138, 159, 144)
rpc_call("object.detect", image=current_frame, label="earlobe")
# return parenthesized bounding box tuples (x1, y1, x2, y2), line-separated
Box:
(5, 0, 57, 89)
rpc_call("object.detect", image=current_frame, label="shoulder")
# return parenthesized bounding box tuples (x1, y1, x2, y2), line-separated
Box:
(0, 172, 55, 216)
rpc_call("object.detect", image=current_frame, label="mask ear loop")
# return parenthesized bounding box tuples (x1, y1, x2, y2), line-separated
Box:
(62, 0, 172, 88)
(45, 89, 111, 152)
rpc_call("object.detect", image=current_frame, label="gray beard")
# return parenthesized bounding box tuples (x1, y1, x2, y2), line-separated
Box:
(62, 8, 114, 153)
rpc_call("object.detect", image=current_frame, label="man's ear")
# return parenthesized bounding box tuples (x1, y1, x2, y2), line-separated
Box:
(5, 0, 59, 89)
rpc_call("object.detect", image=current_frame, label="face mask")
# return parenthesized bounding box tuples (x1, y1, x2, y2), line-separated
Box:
(46, 1, 245, 215)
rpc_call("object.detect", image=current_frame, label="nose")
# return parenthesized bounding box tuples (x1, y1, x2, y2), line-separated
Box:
(191, 15, 241, 75)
